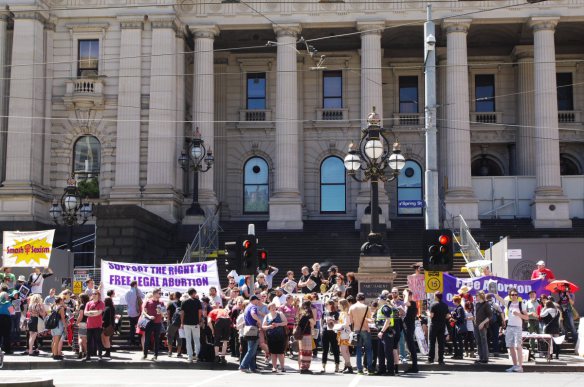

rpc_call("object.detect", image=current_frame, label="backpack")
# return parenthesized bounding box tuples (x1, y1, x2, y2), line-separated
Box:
(506, 300, 523, 320)
(44, 308, 60, 330)
(490, 303, 503, 326)
(171, 302, 182, 327)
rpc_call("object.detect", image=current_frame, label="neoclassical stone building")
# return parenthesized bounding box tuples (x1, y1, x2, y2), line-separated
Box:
(0, 0, 583, 243)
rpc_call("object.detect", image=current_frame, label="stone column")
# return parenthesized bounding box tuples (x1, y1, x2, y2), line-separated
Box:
(0, 12, 9, 184)
(111, 17, 143, 200)
(268, 24, 303, 230)
(0, 10, 50, 222)
(191, 26, 219, 213)
(144, 16, 180, 222)
(443, 19, 479, 228)
(513, 45, 536, 176)
(529, 17, 571, 228)
(355, 22, 388, 229)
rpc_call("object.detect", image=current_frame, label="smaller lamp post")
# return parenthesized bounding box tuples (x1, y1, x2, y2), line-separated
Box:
(344, 107, 406, 256)
(50, 177, 93, 252)
(179, 127, 214, 216)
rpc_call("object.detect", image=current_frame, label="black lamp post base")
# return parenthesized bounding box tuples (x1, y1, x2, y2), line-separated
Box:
(186, 203, 205, 216)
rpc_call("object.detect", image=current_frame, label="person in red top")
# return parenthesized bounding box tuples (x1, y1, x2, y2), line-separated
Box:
(208, 307, 231, 363)
(142, 288, 164, 360)
(84, 291, 105, 361)
(531, 261, 555, 282)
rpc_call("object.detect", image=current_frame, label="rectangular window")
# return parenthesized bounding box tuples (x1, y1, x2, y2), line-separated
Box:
(323, 71, 343, 109)
(78, 39, 99, 77)
(246, 73, 266, 110)
(399, 76, 418, 113)
(475, 74, 495, 112)
(557, 73, 574, 111)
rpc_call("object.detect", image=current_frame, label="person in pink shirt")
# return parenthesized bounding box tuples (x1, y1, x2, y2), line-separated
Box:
(141, 288, 164, 360)
(84, 291, 105, 361)
(531, 261, 555, 283)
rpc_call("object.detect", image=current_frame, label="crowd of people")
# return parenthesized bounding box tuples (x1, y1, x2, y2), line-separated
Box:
(0, 260, 579, 375)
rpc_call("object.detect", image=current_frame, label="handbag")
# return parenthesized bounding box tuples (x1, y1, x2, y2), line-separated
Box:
(243, 325, 259, 337)
(311, 328, 319, 339)
(349, 306, 368, 347)
(293, 318, 309, 340)
(138, 316, 150, 330)
(103, 325, 115, 337)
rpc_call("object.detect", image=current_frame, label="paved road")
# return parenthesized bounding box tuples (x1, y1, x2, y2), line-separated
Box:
(2, 369, 584, 387)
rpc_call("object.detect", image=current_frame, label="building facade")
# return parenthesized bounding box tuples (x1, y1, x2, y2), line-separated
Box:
(0, 0, 583, 237)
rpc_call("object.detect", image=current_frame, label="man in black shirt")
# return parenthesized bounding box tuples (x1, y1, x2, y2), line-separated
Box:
(427, 291, 450, 364)
(402, 289, 419, 373)
(180, 288, 203, 363)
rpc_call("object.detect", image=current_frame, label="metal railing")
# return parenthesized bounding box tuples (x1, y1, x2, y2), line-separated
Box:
(181, 205, 223, 264)
(479, 201, 516, 219)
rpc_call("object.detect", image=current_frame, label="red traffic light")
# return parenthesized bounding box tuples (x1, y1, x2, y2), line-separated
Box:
(242, 240, 251, 249)
(438, 234, 450, 245)
(259, 250, 267, 260)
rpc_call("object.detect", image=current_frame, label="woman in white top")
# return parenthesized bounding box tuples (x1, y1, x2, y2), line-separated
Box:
(463, 302, 476, 358)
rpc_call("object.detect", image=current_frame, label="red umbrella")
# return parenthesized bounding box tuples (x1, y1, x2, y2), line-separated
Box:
(545, 280, 579, 293)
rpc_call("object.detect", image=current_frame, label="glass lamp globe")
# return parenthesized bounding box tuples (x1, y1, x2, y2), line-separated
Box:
(80, 203, 93, 219)
(388, 152, 406, 171)
(191, 145, 203, 160)
(364, 139, 383, 160)
(49, 201, 62, 220)
(343, 153, 361, 171)
(64, 195, 78, 211)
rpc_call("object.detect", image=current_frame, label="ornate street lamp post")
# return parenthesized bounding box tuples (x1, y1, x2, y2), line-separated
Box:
(178, 127, 214, 216)
(49, 177, 93, 252)
(344, 107, 406, 255)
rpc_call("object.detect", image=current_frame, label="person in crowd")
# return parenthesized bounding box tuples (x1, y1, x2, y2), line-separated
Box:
(525, 290, 540, 356)
(0, 268, 15, 291)
(540, 299, 561, 359)
(229, 296, 244, 358)
(125, 280, 144, 346)
(298, 266, 312, 294)
(235, 300, 249, 362)
(337, 298, 353, 373)
(402, 289, 418, 373)
(262, 302, 287, 372)
(427, 291, 449, 365)
(496, 288, 529, 372)
(390, 287, 407, 366)
(463, 301, 476, 358)
(84, 291, 105, 361)
(50, 296, 67, 360)
(28, 267, 53, 295)
(180, 287, 203, 363)
(326, 266, 339, 289)
(280, 271, 296, 293)
(207, 306, 230, 364)
(101, 296, 115, 358)
(208, 286, 223, 308)
(44, 288, 56, 306)
(458, 285, 474, 311)
(348, 293, 373, 374)
(345, 272, 359, 299)
(240, 295, 262, 373)
(223, 276, 238, 295)
(240, 276, 251, 299)
(451, 295, 466, 360)
(9, 290, 22, 347)
(486, 293, 503, 356)
(297, 299, 316, 374)
(375, 294, 396, 376)
(76, 293, 90, 359)
(531, 260, 555, 282)
(141, 288, 164, 361)
(24, 294, 46, 356)
(328, 274, 346, 298)
(0, 292, 13, 354)
(166, 291, 183, 358)
(321, 299, 340, 373)
(309, 263, 326, 292)
(556, 283, 578, 343)
(474, 291, 491, 364)
(254, 274, 269, 293)
(259, 265, 279, 290)
(536, 294, 549, 332)
(279, 294, 297, 358)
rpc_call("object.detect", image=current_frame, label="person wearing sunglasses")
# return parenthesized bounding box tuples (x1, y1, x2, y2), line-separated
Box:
(495, 289, 528, 373)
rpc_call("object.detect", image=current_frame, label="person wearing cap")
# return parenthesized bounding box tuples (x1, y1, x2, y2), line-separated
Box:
(0, 268, 16, 291)
(375, 294, 396, 376)
(531, 261, 555, 282)
(427, 291, 450, 364)
(15, 275, 27, 290)
(240, 295, 263, 373)
(28, 266, 53, 295)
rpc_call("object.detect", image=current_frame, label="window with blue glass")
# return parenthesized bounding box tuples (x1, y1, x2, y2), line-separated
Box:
(397, 160, 423, 216)
(475, 74, 495, 112)
(320, 156, 346, 213)
(243, 157, 269, 214)
(399, 76, 418, 113)
(323, 71, 343, 109)
(557, 73, 574, 111)
(247, 73, 266, 110)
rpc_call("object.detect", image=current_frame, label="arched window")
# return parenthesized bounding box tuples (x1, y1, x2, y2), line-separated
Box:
(243, 157, 269, 214)
(73, 136, 101, 198)
(397, 160, 423, 216)
(471, 156, 503, 176)
(560, 155, 582, 175)
(320, 156, 346, 213)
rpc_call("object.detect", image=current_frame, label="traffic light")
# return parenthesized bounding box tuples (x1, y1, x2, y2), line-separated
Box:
(240, 234, 257, 275)
(423, 229, 454, 271)
(258, 249, 268, 271)
(224, 240, 241, 272)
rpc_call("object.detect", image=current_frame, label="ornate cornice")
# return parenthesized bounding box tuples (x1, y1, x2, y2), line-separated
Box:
(65, 23, 110, 33)
(118, 16, 144, 30)
(442, 19, 472, 35)
(512, 45, 534, 61)
(356, 21, 385, 36)
(190, 25, 220, 39)
(273, 23, 301, 39)
(529, 16, 559, 32)
(150, 15, 180, 32)
(12, 11, 47, 24)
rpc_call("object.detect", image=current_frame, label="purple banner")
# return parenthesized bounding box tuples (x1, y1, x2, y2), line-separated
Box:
(442, 274, 548, 307)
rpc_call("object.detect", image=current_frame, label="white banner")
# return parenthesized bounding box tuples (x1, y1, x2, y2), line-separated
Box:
(101, 259, 221, 305)
(2, 230, 55, 267)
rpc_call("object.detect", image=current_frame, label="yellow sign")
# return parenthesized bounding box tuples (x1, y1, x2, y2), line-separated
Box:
(2, 230, 55, 267)
(73, 281, 83, 295)
(425, 271, 443, 293)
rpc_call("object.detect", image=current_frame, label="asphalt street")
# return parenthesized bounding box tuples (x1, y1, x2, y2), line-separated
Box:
(2, 369, 584, 387)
